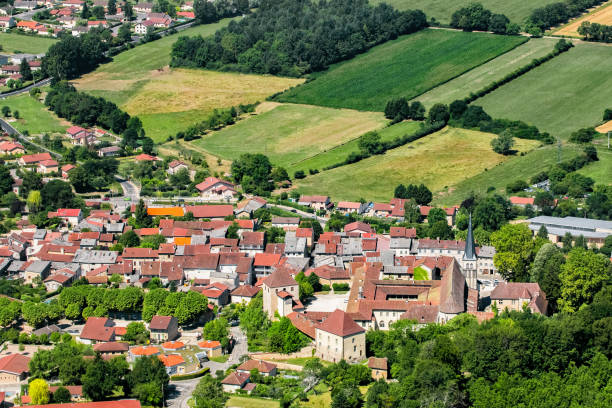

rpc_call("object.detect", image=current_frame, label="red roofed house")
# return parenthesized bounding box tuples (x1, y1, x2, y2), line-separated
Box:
(133, 153, 160, 162)
(298, 195, 332, 211)
(47, 385, 84, 401)
(195, 177, 237, 202)
(230, 284, 260, 304)
(0, 16, 16, 29)
(18, 152, 52, 166)
(122, 247, 158, 273)
(66, 125, 89, 140)
(236, 359, 277, 377)
(253, 252, 281, 276)
(167, 160, 188, 175)
(158, 354, 186, 375)
(368, 357, 388, 380)
(149, 315, 179, 343)
(221, 371, 250, 393)
(49, 208, 83, 226)
(177, 11, 195, 19)
(0, 354, 30, 383)
(510, 196, 535, 208)
(198, 340, 223, 358)
(344, 221, 373, 235)
(315, 309, 365, 363)
(0, 141, 25, 155)
(262, 269, 299, 319)
(367, 203, 393, 218)
(78, 317, 115, 344)
(336, 201, 367, 215)
(38, 159, 59, 174)
(61, 164, 77, 178)
(184, 205, 233, 219)
(490, 282, 548, 315)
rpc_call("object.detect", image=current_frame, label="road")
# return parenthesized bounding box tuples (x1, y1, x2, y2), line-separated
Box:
(166, 327, 247, 408)
(0, 78, 52, 99)
(271, 204, 328, 227)
(0, 117, 63, 158)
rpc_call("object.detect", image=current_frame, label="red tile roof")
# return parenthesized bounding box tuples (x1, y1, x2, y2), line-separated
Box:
(20, 152, 52, 164)
(0, 353, 30, 375)
(130, 346, 159, 356)
(56, 208, 81, 217)
(254, 253, 281, 267)
(509, 196, 535, 206)
(133, 153, 159, 161)
(161, 341, 184, 350)
(93, 342, 129, 353)
(221, 371, 250, 386)
(316, 309, 364, 337)
(337, 201, 361, 209)
(367, 357, 388, 370)
(263, 269, 297, 288)
(198, 340, 221, 349)
(149, 315, 174, 330)
(195, 177, 235, 192)
(185, 205, 233, 218)
(158, 354, 185, 367)
(122, 248, 158, 258)
(237, 359, 277, 373)
(231, 285, 260, 298)
(80, 317, 114, 342)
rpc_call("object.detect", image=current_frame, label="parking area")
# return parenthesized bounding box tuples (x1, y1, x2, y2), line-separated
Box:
(305, 293, 349, 312)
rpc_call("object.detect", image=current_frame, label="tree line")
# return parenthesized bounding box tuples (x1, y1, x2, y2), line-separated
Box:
(171, 0, 427, 76)
(193, 0, 251, 24)
(578, 21, 612, 42)
(171, 103, 256, 142)
(528, 0, 607, 31)
(450, 2, 520, 35)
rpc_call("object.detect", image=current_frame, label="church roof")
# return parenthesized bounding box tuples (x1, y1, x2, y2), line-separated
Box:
(462, 213, 477, 261)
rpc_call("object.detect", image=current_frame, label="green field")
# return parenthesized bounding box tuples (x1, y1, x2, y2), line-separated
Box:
(277, 29, 526, 112)
(3, 94, 67, 135)
(0, 32, 58, 54)
(578, 146, 612, 186)
(295, 127, 540, 202)
(434, 144, 584, 206)
(291, 120, 421, 173)
(477, 43, 612, 140)
(225, 396, 279, 408)
(416, 37, 557, 108)
(193, 103, 388, 169)
(371, 0, 561, 24)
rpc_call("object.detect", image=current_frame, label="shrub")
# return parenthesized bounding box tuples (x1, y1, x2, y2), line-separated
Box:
(332, 283, 350, 292)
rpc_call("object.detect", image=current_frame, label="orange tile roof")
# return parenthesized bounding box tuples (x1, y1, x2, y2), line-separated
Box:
(147, 207, 184, 217)
(198, 340, 221, 349)
(130, 346, 159, 356)
(158, 354, 185, 367)
(174, 237, 191, 246)
(161, 341, 185, 350)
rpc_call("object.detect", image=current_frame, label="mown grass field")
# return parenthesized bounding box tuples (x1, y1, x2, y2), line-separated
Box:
(554, 0, 612, 37)
(75, 18, 302, 143)
(291, 120, 421, 174)
(416, 38, 557, 108)
(295, 127, 540, 202)
(193, 103, 388, 169)
(371, 0, 561, 24)
(0, 32, 57, 54)
(277, 29, 526, 112)
(3, 94, 67, 135)
(434, 144, 584, 206)
(477, 43, 612, 140)
(225, 396, 279, 408)
(578, 145, 612, 186)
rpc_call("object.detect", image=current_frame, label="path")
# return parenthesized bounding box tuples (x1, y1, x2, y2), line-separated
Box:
(269, 204, 328, 227)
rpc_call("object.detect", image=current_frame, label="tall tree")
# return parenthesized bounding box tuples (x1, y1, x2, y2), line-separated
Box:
(29, 379, 50, 405)
(20, 58, 32, 81)
(107, 0, 116, 15)
(530, 243, 564, 313)
(490, 224, 535, 281)
(193, 374, 228, 408)
(558, 248, 611, 313)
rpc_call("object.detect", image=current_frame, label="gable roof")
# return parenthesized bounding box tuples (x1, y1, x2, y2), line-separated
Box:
(230, 285, 260, 297)
(316, 309, 364, 337)
(263, 269, 297, 288)
(195, 177, 235, 192)
(221, 371, 250, 386)
(237, 359, 277, 373)
(80, 317, 114, 342)
(149, 315, 174, 330)
(0, 353, 30, 375)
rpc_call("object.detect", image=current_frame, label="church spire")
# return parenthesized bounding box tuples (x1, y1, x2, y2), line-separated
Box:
(463, 213, 477, 261)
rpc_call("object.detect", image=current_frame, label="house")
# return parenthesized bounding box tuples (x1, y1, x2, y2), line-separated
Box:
(176, 11, 195, 19)
(61, 164, 76, 178)
(221, 371, 250, 393)
(185, 205, 233, 219)
(24, 260, 50, 284)
(305, 265, 350, 287)
(368, 357, 388, 380)
(149, 315, 179, 343)
(196, 282, 230, 306)
(134, 21, 150, 35)
(0, 141, 25, 155)
(271, 217, 300, 231)
(122, 247, 158, 272)
(239, 231, 265, 256)
(159, 354, 186, 375)
(72, 250, 118, 274)
(234, 197, 267, 218)
(129, 346, 160, 360)
(298, 195, 332, 211)
(253, 253, 281, 277)
(93, 342, 129, 357)
(18, 152, 52, 166)
(367, 203, 393, 218)
(17, 20, 43, 32)
(47, 385, 83, 402)
(0, 16, 15, 30)
(134, 2, 153, 13)
(43, 268, 76, 292)
(63, 0, 85, 8)
(195, 177, 238, 202)
(0, 354, 30, 384)
(509, 196, 535, 208)
(38, 159, 59, 174)
(527, 216, 612, 249)
(66, 125, 89, 140)
(336, 201, 367, 215)
(490, 282, 548, 315)
(48, 208, 82, 226)
(284, 231, 308, 258)
(262, 269, 299, 319)
(198, 340, 223, 358)
(419, 206, 457, 226)
(79, 317, 115, 344)
(98, 146, 121, 157)
(167, 160, 188, 175)
(315, 309, 365, 363)
(236, 359, 277, 377)
(230, 284, 260, 304)
(344, 221, 373, 235)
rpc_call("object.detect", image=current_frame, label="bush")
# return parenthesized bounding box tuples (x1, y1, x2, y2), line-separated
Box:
(569, 127, 597, 144)
(506, 180, 529, 193)
(332, 283, 350, 292)
(294, 170, 306, 179)
(321, 284, 331, 292)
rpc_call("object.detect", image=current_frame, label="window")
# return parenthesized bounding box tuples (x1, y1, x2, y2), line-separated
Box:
(352, 338, 355, 343)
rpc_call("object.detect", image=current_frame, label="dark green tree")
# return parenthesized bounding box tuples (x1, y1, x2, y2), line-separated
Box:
(20, 58, 33, 81)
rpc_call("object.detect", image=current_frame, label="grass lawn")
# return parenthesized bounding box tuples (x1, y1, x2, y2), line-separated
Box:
(295, 127, 540, 202)
(292, 120, 421, 173)
(434, 144, 583, 206)
(193, 103, 387, 169)
(370, 0, 561, 24)
(302, 385, 370, 408)
(413, 266, 429, 280)
(0, 32, 58, 54)
(277, 29, 526, 112)
(3, 94, 67, 135)
(416, 37, 558, 108)
(577, 146, 612, 186)
(554, 0, 612, 37)
(477, 43, 612, 140)
(225, 396, 280, 408)
(209, 355, 230, 363)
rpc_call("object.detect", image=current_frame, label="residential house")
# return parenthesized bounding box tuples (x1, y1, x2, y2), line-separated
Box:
(0, 141, 25, 155)
(236, 360, 277, 377)
(234, 197, 266, 218)
(185, 205, 233, 220)
(196, 282, 230, 306)
(18, 152, 52, 166)
(253, 253, 281, 277)
(367, 203, 393, 218)
(167, 160, 188, 175)
(270, 217, 300, 231)
(0, 354, 30, 384)
(230, 284, 260, 304)
(78, 317, 115, 344)
(38, 159, 59, 174)
(98, 146, 121, 157)
(239, 231, 265, 256)
(198, 340, 223, 358)
(159, 354, 186, 375)
(195, 177, 238, 202)
(48, 208, 82, 226)
(298, 195, 332, 211)
(221, 371, 250, 393)
(0, 16, 15, 30)
(336, 201, 367, 215)
(344, 221, 373, 235)
(149, 315, 179, 343)
(24, 260, 50, 284)
(262, 269, 299, 319)
(490, 282, 548, 315)
(72, 249, 118, 274)
(315, 309, 365, 363)
(134, 2, 153, 13)
(368, 357, 388, 380)
(510, 196, 535, 208)
(122, 247, 158, 273)
(305, 265, 350, 287)
(61, 164, 76, 178)
(47, 385, 84, 402)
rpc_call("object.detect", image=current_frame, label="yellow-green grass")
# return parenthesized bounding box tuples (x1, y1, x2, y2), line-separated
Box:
(370, 0, 561, 24)
(302, 386, 370, 408)
(225, 396, 280, 408)
(271, 357, 332, 367)
(277, 29, 526, 112)
(193, 103, 388, 169)
(3, 94, 67, 135)
(414, 266, 429, 280)
(295, 127, 540, 202)
(434, 144, 584, 206)
(76, 68, 303, 143)
(416, 37, 558, 108)
(477, 43, 612, 140)
(578, 147, 612, 186)
(0, 32, 58, 54)
(291, 120, 421, 174)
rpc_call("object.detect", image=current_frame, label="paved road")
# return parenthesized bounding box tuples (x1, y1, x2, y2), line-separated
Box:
(271, 204, 328, 227)
(166, 327, 247, 408)
(115, 176, 140, 201)
(0, 78, 52, 99)
(0, 117, 63, 158)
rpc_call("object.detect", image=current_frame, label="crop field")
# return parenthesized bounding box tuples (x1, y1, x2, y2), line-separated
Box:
(295, 127, 540, 202)
(3, 94, 67, 135)
(434, 144, 583, 206)
(370, 0, 561, 24)
(416, 38, 557, 108)
(0, 32, 57, 54)
(277, 29, 526, 112)
(193, 103, 388, 169)
(72, 17, 303, 143)
(554, 1, 612, 37)
(477, 43, 612, 140)
(290, 120, 422, 174)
